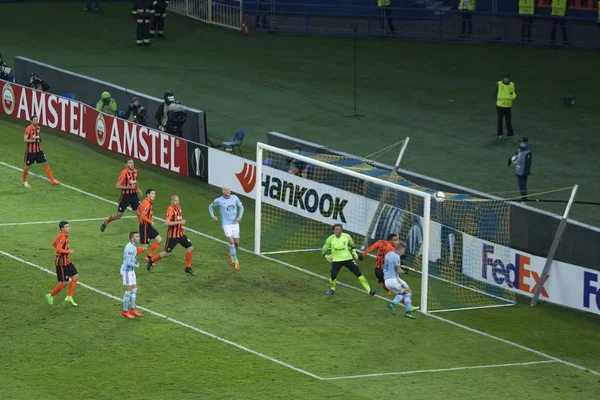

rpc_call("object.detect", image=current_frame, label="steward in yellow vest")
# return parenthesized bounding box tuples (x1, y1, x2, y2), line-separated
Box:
(377, 0, 395, 33)
(518, 0, 535, 42)
(550, 0, 569, 45)
(494, 73, 516, 138)
(458, 0, 475, 37)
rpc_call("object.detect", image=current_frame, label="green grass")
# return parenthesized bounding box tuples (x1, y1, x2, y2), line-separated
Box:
(1, 113, 600, 399)
(1, 2, 599, 226)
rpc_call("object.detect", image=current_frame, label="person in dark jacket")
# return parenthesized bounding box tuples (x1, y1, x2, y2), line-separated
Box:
(508, 137, 532, 202)
(0, 53, 15, 82)
(29, 73, 50, 92)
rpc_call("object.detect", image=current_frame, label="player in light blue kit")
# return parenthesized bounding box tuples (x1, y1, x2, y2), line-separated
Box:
(121, 232, 142, 319)
(209, 185, 244, 270)
(383, 241, 419, 319)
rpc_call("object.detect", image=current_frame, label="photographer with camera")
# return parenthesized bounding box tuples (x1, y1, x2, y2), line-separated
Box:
(133, 106, 149, 126)
(0, 53, 15, 82)
(96, 91, 118, 116)
(155, 90, 187, 137)
(124, 97, 143, 121)
(29, 73, 50, 92)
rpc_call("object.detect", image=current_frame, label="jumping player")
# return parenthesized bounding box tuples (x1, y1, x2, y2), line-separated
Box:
(101, 158, 143, 233)
(147, 195, 196, 276)
(45, 221, 78, 307)
(22, 115, 61, 188)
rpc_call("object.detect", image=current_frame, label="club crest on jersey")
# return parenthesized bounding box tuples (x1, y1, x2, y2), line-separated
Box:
(227, 205, 235, 211)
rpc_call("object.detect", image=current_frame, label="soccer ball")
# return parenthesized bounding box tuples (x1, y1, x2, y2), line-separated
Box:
(510, 155, 518, 164)
(434, 191, 446, 202)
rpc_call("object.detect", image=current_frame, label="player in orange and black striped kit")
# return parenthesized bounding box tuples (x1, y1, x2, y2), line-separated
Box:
(362, 233, 407, 296)
(101, 158, 143, 233)
(22, 115, 61, 188)
(147, 195, 195, 276)
(45, 221, 79, 307)
(138, 188, 163, 264)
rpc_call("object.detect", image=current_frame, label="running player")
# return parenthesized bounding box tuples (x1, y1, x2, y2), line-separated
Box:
(121, 232, 143, 319)
(147, 195, 196, 276)
(362, 233, 407, 296)
(321, 224, 376, 297)
(209, 185, 244, 270)
(45, 221, 78, 307)
(384, 241, 419, 319)
(138, 188, 162, 264)
(22, 115, 61, 188)
(101, 158, 143, 233)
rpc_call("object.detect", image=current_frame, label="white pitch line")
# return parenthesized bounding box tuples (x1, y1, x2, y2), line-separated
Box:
(2, 161, 599, 379)
(0, 216, 136, 227)
(321, 360, 558, 380)
(0, 249, 323, 381)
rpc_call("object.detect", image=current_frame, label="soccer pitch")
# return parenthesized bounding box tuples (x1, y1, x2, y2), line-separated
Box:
(0, 117, 599, 399)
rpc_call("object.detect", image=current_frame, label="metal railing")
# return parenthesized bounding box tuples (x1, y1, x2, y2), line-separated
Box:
(170, 0, 242, 31)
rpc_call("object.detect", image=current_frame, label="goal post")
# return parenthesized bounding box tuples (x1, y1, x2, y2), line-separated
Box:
(254, 142, 516, 314)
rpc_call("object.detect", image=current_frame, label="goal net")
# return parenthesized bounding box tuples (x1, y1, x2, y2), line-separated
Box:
(254, 143, 516, 313)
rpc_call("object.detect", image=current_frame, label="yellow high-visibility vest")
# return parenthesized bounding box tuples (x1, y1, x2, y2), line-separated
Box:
(518, 0, 535, 16)
(458, 0, 476, 11)
(496, 81, 516, 108)
(377, 0, 391, 7)
(551, 0, 567, 17)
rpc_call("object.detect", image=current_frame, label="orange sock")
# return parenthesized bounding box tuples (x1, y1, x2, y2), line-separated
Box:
(44, 165, 55, 181)
(185, 252, 193, 267)
(67, 279, 77, 296)
(136, 247, 145, 255)
(152, 253, 163, 263)
(104, 217, 112, 225)
(148, 241, 161, 256)
(50, 282, 65, 296)
(23, 167, 29, 182)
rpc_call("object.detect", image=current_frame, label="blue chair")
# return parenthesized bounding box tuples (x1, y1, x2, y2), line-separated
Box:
(219, 128, 245, 156)
(61, 93, 76, 100)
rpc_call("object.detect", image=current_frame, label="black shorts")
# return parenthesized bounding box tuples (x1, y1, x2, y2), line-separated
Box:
(374, 267, 384, 283)
(331, 259, 362, 279)
(118, 193, 140, 213)
(139, 223, 160, 244)
(56, 263, 77, 282)
(24, 151, 47, 166)
(164, 235, 193, 253)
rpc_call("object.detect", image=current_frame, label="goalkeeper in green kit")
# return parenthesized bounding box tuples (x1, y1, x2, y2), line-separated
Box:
(322, 224, 376, 297)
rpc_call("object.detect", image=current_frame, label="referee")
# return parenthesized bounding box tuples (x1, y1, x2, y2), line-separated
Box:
(321, 224, 376, 297)
(494, 73, 517, 138)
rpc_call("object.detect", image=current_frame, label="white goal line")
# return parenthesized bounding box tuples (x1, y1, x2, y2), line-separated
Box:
(1, 160, 598, 379)
(0, 216, 137, 227)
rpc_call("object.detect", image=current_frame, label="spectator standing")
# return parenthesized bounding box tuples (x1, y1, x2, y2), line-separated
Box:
(518, 0, 535, 42)
(96, 92, 118, 116)
(508, 137, 532, 202)
(494, 73, 516, 138)
(377, 0, 395, 34)
(550, 0, 568, 45)
(458, 0, 475, 37)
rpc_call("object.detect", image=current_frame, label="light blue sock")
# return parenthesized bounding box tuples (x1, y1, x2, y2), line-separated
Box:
(229, 244, 238, 262)
(391, 294, 402, 305)
(130, 288, 137, 309)
(404, 294, 412, 312)
(123, 291, 131, 311)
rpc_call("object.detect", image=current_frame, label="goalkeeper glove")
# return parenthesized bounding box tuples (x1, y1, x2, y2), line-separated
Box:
(351, 250, 364, 262)
(324, 254, 332, 262)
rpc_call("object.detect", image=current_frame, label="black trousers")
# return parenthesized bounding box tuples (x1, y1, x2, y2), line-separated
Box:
(379, 6, 395, 32)
(150, 7, 167, 37)
(521, 17, 533, 41)
(517, 175, 528, 200)
(136, 10, 151, 45)
(551, 19, 568, 44)
(330, 260, 362, 280)
(256, 2, 270, 27)
(497, 106, 514, 137)
(461, 12, 473, 36)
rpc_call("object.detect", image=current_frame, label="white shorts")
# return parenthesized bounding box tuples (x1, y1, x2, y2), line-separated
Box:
(385, 277, 408, 295)
(121, 270, 137, 286)
(222, 224, 240, 239)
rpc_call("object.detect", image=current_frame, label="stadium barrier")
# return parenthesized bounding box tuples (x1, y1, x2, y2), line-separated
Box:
(206, 141, 600, 315)
(0, 81, 209, 182)
(265, 131, 600, 273)
(12, 57, 208, 146)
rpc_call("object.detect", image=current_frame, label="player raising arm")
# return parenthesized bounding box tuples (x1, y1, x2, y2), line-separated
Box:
(45, 221, 78, 307)
(121, 232, 143, 319)
(209, 185, 244, 270)
(101, 158, 143, 233)
(22, 115, 61, 188)
(383, 241, 419, 319)
(362, 233, 407, 296)
(147, 195, 196, 276)
(322, 224, 376, 297)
